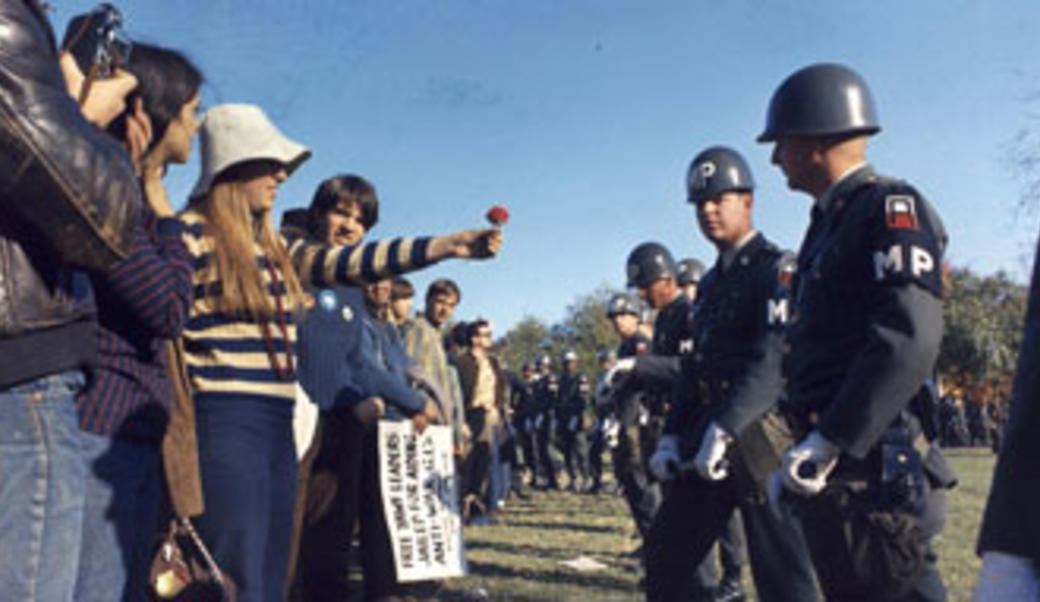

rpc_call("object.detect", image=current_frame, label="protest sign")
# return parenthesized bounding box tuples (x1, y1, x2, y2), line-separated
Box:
(378, 421, 466, 582)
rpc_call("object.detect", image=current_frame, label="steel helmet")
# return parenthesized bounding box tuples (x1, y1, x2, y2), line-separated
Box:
(758, 63, 880, 143)
(606, 293, 640, 318)
(686, 146, 755, 205)
(626, 242, 677, 289)
(676, 258, 706, 287)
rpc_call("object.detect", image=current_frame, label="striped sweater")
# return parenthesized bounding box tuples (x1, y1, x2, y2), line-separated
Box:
(180, 210, 434, 406)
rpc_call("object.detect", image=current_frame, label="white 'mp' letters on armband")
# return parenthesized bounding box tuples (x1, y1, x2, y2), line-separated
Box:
(873, 244, 934, 281)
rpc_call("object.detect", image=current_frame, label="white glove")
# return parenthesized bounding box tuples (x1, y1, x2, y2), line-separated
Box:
(781, 430, 841, 496)
(603, 417, 620, 449)
(693, 421, 733, 481)
(534, 414, 544, 429)
(605, 358, 636, 387)
(524, 417, 533, 432)
(568, 416, 578, 432)
(649, 435, 681, 481)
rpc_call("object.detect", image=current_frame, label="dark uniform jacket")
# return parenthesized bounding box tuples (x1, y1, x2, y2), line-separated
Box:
(532, 372, 559, 430)
(628, 295, 695, 416)
(783, 165, 947, 460)
(614, 333, 650, 426)
(978, 231, 1040, 565)
(666, 233, 795, 476)
(556, 371, 590, 431)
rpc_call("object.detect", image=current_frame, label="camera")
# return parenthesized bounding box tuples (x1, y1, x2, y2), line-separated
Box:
(62, 3, 132, 80)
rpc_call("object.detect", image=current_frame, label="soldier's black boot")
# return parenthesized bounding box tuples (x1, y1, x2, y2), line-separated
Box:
(714, 579, 746, 602)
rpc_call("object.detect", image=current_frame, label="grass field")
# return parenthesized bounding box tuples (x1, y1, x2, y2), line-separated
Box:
(442, 448, 996, 601)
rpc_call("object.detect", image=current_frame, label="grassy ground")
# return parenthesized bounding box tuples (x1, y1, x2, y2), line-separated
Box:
(441, 448, 996, 601)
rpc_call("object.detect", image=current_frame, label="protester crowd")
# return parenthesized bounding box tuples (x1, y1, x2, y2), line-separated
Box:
(3, 3, 1040, 602)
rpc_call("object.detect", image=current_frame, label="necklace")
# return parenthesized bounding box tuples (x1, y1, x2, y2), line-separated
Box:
(260, 255, 295, 380)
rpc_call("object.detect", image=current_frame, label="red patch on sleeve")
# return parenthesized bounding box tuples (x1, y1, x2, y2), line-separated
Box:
(885, 195, 919, 230)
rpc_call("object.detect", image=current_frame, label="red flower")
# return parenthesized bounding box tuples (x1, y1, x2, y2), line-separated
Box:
(486, 205, 510, 226)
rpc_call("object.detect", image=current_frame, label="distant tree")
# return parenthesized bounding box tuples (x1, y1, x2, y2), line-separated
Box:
(559, 285, 623, 378)
(1009, 85, 1040, 213)
(939, 266, 1027, 399)
(497, 316, 549, 373)
(496, 285, 623, 379)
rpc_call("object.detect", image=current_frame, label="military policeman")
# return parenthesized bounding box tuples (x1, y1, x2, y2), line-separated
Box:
(642, 146, 818, 602)
(760, 63, 954, 601)
(604, 294, 661, 544)
(532, 354, 561, 490)
(588, 349, 618, 494)
(512, 362, 541, 486)
(609, 243, 716, 600)
(676, 258, 706, 302)
(557, 350, 592, 491)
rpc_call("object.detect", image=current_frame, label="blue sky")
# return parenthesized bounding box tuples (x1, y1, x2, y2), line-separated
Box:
(52, 1, 1040, 331)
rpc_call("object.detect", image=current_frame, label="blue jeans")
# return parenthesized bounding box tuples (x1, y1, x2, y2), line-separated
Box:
(194, 398, 297, 602)
(0, 370, 87, 602)
(74, 432, 162, 602)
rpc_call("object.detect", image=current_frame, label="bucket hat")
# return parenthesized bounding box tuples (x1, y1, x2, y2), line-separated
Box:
(189, 103, 311, 199)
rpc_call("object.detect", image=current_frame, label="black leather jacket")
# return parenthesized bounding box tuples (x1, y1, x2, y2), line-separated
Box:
(0, 0, 141, 387)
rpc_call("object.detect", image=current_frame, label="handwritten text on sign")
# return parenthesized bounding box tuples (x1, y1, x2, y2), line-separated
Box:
(378, 421, 465, 582)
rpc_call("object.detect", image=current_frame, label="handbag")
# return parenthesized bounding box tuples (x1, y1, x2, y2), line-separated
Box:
(149, 517, 237, 601)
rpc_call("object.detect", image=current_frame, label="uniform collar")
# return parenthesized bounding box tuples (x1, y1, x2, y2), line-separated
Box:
(661, 292, 687, 316)
(718, 229, 759, 272)
(816, 163, 872, 214)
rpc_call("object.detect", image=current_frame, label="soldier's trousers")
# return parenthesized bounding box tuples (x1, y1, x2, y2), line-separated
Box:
(516, 426, 537, 480)
(639, 416, 665, 479)
(717, 510, 748, 585)
(795, 483, 946, 602)
(588, 429, 605, 489)
(535, 426, 558, 487)
(644, 472, 819, 602)
(613, 424, 660, 539)
(559, 429, 590, 486)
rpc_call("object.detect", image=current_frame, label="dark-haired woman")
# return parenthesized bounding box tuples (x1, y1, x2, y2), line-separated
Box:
(72, 43, 202, 602)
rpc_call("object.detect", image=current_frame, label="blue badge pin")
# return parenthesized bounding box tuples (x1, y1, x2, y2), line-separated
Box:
(318, 290, 337, 312)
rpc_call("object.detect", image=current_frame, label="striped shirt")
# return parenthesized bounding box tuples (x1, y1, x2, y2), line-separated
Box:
(180, 210, 434, 407)
(75, 209, 193, 441)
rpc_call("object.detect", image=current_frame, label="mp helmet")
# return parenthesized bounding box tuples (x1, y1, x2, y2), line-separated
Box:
(606, 293, 641, 318)
(561, 349, 578, 363)
(626, 242, 677, 289)
(676, 258, 706, 287)
(686, 146, 755, 205)
(758, 63, 880, 143)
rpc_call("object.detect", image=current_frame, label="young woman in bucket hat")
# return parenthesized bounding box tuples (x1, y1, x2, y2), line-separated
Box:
(178, 103, 502, 602)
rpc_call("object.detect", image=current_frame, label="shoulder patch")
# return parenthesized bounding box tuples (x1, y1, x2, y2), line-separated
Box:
(885, 195, 919, 230)
(777, 254, 797, 288)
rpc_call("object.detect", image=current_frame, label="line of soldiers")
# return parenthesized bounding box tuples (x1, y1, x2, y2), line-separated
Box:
(510, 351, 596, 493)
(592, 62, 955, 602)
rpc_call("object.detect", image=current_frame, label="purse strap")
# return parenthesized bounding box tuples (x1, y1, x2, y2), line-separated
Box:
(177, 517, 228, 589)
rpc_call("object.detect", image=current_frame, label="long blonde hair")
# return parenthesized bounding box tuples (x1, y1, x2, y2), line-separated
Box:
(189, 180, 304, 321)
